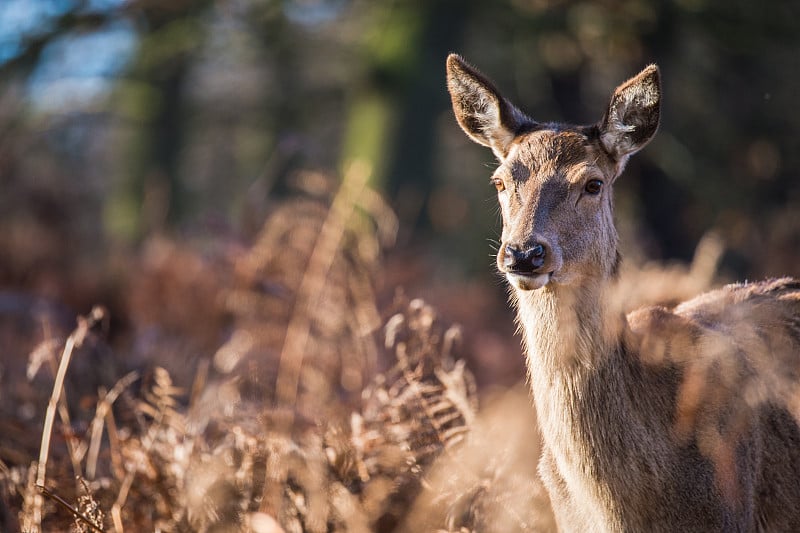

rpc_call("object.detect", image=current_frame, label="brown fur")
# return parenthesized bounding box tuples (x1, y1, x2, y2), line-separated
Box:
(447, 53, 800, 532)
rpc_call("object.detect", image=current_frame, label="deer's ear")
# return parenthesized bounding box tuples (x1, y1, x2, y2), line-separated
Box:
(446, 54, 530, 160)
(600, 64, 661, 163)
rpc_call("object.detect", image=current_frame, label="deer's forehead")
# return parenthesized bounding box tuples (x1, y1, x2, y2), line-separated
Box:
(506, 130, 603, 184)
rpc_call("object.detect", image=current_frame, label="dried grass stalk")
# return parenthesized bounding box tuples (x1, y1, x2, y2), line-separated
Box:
(33, 306, 106, 532)
(275, 159, 372, 418)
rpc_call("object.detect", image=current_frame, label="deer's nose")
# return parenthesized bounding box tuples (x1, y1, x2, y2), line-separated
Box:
(503, 243, 547, 272)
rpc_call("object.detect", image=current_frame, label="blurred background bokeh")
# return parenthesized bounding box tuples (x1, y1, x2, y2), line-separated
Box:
(1, 0, 799, 384)
(2, 1, 800, 530)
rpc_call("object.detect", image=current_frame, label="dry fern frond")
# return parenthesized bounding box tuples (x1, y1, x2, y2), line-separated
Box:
(328, 298, 481, 529)
(402, 388, 556, 533)
(209, 165, 397, 429)
(366, 299, 477, 456)
(5, 170, 502, 532)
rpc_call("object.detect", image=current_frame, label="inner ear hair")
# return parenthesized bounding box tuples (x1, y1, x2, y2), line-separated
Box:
(446, 54, 531, 159)
(600, 64, 661, 161)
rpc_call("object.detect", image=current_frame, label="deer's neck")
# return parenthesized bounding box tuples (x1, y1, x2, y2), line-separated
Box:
(514, 281, 666, 527)
(515, 281, 623, 372)
(515, 281, 630, 441)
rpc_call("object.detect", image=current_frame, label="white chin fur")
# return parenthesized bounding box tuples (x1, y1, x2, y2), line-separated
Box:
(507, 272, 551, 291)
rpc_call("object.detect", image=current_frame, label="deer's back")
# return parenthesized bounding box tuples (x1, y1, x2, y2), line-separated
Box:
(630, 277, 800, 377)
(627, 277, 800, 530)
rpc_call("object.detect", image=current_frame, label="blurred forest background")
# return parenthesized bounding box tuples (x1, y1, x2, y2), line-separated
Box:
(2, 0, 800, 380)
(1, 0, 799, 530)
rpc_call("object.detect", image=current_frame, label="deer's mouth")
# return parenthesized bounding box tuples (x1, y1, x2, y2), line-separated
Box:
(506, 271, 552, 291)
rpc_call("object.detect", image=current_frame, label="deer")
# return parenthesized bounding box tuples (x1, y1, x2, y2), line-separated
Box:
(446, 53, 800, 532)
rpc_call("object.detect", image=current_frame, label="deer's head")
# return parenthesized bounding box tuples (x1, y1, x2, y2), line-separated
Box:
(446, 54, 660, 291)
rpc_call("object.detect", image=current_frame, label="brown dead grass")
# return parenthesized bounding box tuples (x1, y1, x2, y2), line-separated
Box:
(3, 162, 796, 532)
(0, 164, 546, 532)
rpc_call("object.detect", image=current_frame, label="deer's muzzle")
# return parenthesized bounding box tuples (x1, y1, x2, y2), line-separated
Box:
(501, 243, 553, 290)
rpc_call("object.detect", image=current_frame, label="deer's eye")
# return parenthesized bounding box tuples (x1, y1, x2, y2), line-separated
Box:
(491, 177, 506, 192)
(584, 179, 603, 195)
